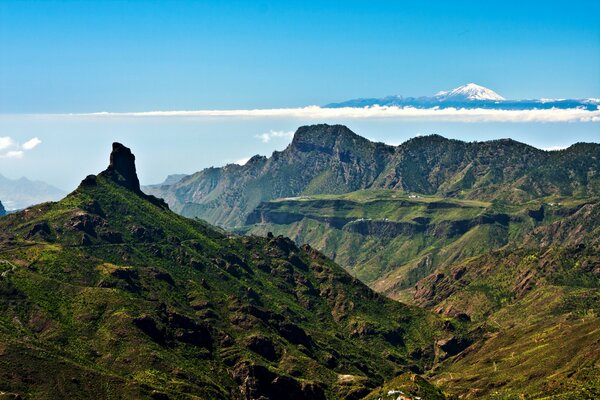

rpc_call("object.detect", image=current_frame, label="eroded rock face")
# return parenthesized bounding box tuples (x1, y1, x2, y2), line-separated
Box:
(94, 142, 169, 210)
(435, 336, 473, 361)
(26, 222, 53, 240)
(244, 334, 279, 361)
(0, 200, 6, 216)
(103, 142, 141, 192)
(233, 363, 326, 400)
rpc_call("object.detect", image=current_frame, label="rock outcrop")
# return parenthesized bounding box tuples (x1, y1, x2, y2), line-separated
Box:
(101, 142, 142, 192)
(144, 124, 600, 228)
(92, 142, 168, 209)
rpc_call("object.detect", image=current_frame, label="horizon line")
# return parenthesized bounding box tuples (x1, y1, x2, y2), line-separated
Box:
(5, 105, 599, 123)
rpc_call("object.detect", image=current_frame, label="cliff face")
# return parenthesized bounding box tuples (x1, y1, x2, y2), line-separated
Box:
(241, 193, 600, 399)
(0, 200, 5, 216)
(242, 191, 599, 299)
(247, 200, 512, 240)
(145, 124, 600, 228)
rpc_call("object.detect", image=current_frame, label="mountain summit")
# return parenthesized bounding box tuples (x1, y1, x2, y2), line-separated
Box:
(100, 142, 142, 192)
(0, 173, 65, 210)
(324, 84, 599, 110)
(144, 124, 600, 227)
(434, 83, 505, 101)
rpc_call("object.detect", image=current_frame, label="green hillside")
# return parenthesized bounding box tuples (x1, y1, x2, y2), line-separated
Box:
(241, 190, 600, 398)
(0, 143, 456, 399)
(1, 140, 598, 399)
(242, 190, 595, 295)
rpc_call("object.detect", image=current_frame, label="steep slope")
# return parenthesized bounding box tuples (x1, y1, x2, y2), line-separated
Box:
(422, 226, 600, 398)
(145, 125, 600, 229)
(145, 125, 395, 227)
(243, 191, 501, 285)
(0, 200, 5, 216)
(241, 190, 597, 298)
(0, 143, 455, 399)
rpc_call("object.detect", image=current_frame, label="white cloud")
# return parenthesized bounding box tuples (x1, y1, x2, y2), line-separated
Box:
(72, 105, 600, 123)
(541, 145, 568, 151)
(256, 130, 295, 143)
(1, 150, 24, 159)
(235, 156, 252, 165)
(0, 137, 15, 150)
(22, 137, 42, 150)
(0, 136, 42, 159)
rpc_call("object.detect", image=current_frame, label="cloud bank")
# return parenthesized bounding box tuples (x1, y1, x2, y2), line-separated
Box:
(0, 136, 42, 159)
(79, 105, 600, 123)
(234, 156, 252, 165)
(256, 130, 295, 143)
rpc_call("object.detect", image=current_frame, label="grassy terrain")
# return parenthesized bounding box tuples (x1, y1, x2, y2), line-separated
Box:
(2, 139, 598, 399)
(0, 154, 457, 399)
(242, 189, 600, 398)
(243, 190, 593, 293)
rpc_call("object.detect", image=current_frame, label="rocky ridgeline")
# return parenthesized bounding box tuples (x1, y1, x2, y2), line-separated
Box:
(0, 142, 457, 399)
(145, 124, 600, 228)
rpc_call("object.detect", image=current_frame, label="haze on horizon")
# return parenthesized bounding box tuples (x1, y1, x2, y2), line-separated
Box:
(0, 0, 598, 191)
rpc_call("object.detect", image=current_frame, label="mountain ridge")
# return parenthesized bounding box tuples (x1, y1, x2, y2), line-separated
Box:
(1, 141, 598, 398)
(0, 173, 66, 211)
(324, 83, 600, 110)
(143, 124, 600, 228)
(0, 142, 456, 399)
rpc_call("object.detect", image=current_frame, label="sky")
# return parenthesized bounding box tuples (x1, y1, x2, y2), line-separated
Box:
(0, 0, 599, 191)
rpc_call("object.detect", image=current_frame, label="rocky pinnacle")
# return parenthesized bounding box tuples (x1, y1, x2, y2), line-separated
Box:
(103, 142, 141, 192)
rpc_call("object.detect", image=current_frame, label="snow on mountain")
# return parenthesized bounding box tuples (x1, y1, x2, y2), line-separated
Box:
(434, 83, 506, 101)
(323, 84, 598, 110)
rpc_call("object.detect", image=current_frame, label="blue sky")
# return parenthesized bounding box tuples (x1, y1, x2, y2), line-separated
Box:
(1, 0, 599, 112)
(0, 1, 598, 191)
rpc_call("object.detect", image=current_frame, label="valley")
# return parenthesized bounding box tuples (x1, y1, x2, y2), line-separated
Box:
(0, 129, 598, 399)
(143, 124, 600, 398)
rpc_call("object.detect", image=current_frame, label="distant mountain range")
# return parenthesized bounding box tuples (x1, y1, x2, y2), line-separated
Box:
(0, 173, 66, 210)
(325, 83, 600, 111)
(144, 124, 600, 228)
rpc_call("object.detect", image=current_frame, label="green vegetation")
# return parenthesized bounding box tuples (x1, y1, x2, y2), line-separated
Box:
(0, 144, 455, 399)
(242, 189, 594, 293)
(2, 130, 599, 399)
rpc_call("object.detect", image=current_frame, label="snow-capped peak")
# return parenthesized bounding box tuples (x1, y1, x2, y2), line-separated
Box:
(435, 83, 505, 101)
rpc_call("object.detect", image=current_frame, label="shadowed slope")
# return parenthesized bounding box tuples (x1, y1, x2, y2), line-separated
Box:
(145, 124, 600, 228)
(0, 143, 455, 399)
